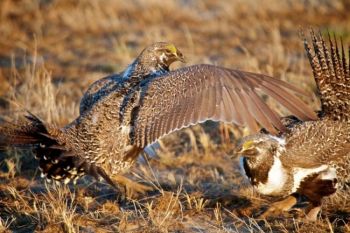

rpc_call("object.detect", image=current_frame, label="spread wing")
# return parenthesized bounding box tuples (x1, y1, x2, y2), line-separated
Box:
(131, 64, 317, 147)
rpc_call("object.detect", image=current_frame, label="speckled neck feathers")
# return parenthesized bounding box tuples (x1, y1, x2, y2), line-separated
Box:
(122, 56, 168, 81)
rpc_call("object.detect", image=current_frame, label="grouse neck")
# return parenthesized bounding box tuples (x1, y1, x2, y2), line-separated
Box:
(122, 59, 168, 82)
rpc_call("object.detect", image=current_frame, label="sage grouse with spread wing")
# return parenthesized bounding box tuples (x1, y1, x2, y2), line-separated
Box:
(0, 42, 317, 190)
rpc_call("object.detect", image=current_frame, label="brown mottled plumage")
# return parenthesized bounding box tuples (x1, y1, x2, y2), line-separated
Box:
(80, 42, 186, 114)
(236, 32, 350, 220)
(0, 42, 316, 190)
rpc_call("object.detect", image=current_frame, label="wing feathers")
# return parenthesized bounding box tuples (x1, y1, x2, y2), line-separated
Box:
(131, 64, 315, 147)
(246, 89, 283, 133)
(220, 86, 234, 121)
(224, 81, 244, 125)
(258, 81, 311, 121)
(247, 72, 311, 97)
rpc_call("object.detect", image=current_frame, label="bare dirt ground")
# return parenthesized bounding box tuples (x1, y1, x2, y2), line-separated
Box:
(0, 0, 349, 232)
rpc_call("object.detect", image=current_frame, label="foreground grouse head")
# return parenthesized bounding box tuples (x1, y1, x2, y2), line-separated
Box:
(234, 134, 289, 197)
(234, 134, 285, 172)
(235, 134, 284, 158)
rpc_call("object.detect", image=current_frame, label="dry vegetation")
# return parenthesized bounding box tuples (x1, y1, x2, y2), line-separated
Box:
(0, 0, 350, 232)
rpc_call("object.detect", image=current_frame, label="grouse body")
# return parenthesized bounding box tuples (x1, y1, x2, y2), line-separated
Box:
(236, 32, 350, 220)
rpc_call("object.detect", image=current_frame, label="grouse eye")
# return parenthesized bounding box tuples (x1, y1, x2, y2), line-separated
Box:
(165, 49, 172, 54)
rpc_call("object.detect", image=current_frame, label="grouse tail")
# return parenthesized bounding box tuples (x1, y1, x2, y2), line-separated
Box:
(0, 113, 83, 184)
(302, 30, 350, 120)
(0, 113, 118, 188)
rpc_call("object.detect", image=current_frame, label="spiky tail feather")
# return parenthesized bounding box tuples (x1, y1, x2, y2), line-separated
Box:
(302, 30, 350, 121)
(0, 113, 118, 188)
(0, 114, 54, 148)
(0, 113, 77, 182)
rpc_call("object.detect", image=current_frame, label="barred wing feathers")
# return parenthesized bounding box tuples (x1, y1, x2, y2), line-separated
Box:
(132, 64, 317, 147)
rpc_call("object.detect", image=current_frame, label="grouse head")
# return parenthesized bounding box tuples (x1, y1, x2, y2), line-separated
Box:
(235, 134, 285, 169)
(137, 42, 185, 72)
(234, 134, 287, 189)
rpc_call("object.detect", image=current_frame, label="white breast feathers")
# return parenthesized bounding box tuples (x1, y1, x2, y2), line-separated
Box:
(255, 156, 287, 196)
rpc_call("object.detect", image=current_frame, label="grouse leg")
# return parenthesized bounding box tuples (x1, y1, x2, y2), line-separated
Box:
(258, 194, 298, 219)
(305, 203, 321, 221)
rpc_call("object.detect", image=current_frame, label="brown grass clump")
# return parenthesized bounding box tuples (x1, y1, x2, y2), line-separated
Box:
(0, 0, 350, 232)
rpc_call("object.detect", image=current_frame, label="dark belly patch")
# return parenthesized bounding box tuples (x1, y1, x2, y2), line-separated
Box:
(297, 173, 337, 205)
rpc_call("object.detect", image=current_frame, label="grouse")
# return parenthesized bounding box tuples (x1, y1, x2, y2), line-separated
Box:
(235, 31, 350, 221)
(0, 42, 317, 191)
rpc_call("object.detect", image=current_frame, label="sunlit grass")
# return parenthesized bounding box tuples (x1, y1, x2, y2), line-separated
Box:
(0, 0, 349, 232)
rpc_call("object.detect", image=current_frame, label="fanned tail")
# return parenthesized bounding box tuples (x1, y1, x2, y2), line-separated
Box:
(302, 30, 350, 121)
(0, 113, 118, 188)
(0, 113, 54, 148)
(0, 114, 84, 184)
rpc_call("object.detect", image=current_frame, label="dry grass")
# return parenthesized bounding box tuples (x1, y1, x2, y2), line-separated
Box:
(0, 0, 350, 232)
